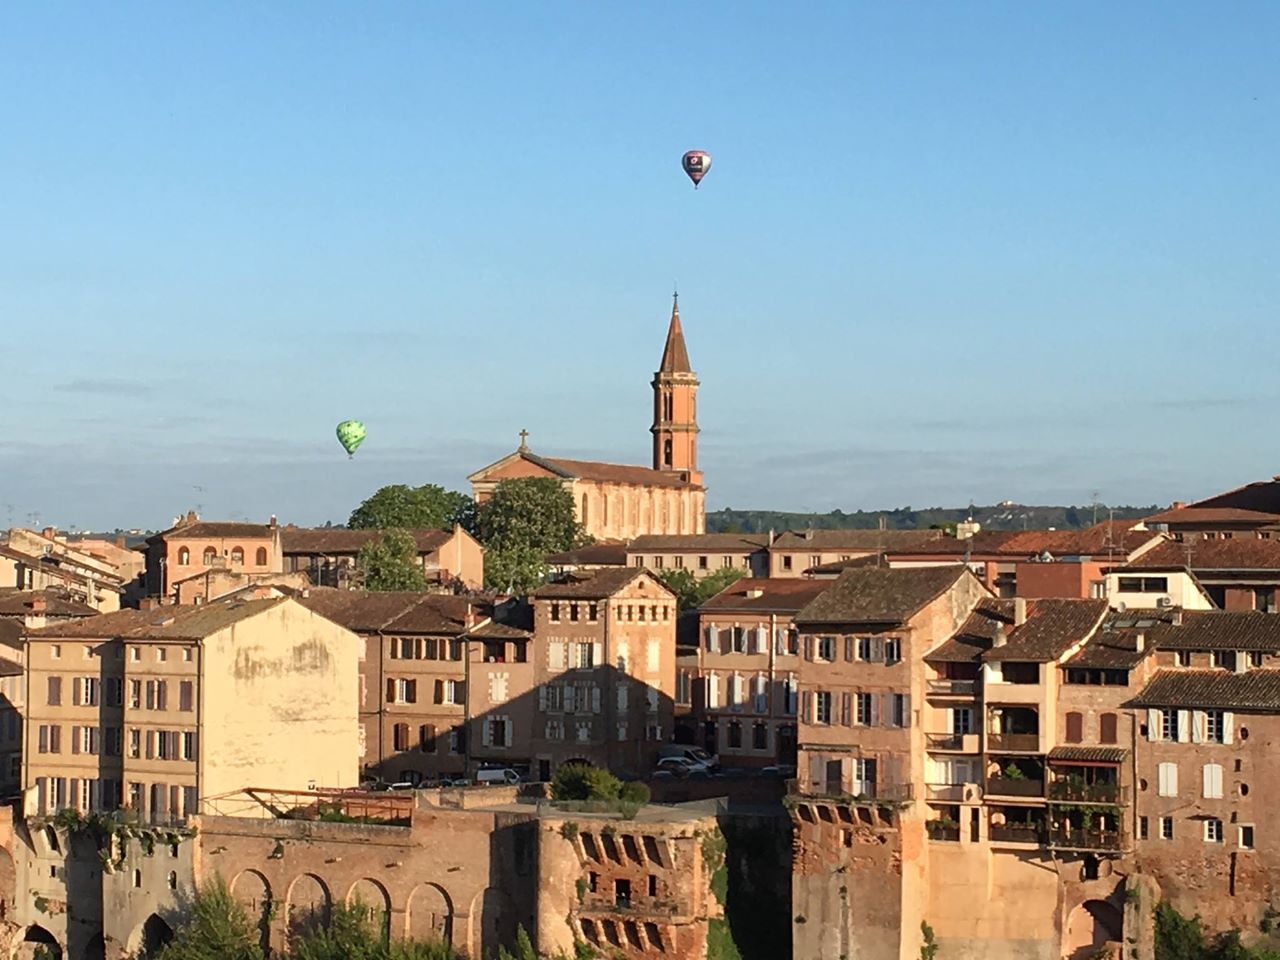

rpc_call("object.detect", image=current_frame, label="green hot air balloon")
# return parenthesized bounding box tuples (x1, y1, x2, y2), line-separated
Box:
(336, 420, 367, 459)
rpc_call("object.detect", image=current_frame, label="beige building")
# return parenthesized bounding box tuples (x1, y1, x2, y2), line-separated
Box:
(627, 534, 769, 578)
(0, 528, 125, 612)
(470, 297, 706, 541)
(22, 596, 360, 821)
(282, 524, 484, 591)
(768, 528, 944, 578)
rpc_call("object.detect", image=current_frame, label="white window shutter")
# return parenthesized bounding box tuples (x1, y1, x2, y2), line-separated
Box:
(1147, 708, 1160, 740)
(592, 687, 601, 713)
(538, 685, 547, 711)
(592, 642, 603, 667)
(1223, 711, 1234, 744)
(706, 625, 717, 651)
(618, 685, 628, 711)
(548, 641, 562, 669)
(504, 721, 513, 747)
(1191, 711, 1204, 743)
(482, 722, 492, 746)
(1177, 710, 1191, 743)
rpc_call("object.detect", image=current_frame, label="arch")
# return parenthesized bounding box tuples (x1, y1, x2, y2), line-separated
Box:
(230, 546, 245, 565)
(255, 546, 268, 566)
(80, 932, 105, 960)
(125, 914, 173, 959)
(202, 546, 217, 566)
(1063, 899, 1123, 960)
(0, 847, 15, 921)
(14, 926, 61, 960)
(176, 547, 190, 566)
(286, 873, 331, 940)
(231, 869, 273, 951)
(347, 878, 391, 940)
(469, 887, 517, 960)
(407, 883, 454, 945)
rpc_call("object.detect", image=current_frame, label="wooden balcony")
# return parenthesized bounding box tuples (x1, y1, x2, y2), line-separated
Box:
(1047, 827, 1125, 852)
(989, 823, 1046, 845)
(987, 732, 1040, 752)
(927, 679, 977, 698)
(985, 776, 1045, 799)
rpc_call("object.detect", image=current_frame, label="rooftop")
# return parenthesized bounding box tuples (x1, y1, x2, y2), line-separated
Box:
(545, 543, 629, 567)
(281, 528, 453, 555)
(1147, 611, 1280, 652)
(699, 577, 833, 614)
(1145, 478, 1280, 526)
(982, 599, 1108, 663)
(295, 588, 475, 635)
(772, 529, 943, 552)
(533, 568, 667, 601)
(27, 597, 289, 641)
(793, 565, 969, 626)
(1129, 669, 1280, 711)
(628, 534, 769, 552)
(1120, 537, 1280, 572)
(0, 589, 99, 619)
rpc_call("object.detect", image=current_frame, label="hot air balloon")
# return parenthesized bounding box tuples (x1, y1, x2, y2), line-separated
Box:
(682, 150, 712, 189)
(336, 420, 367, 459)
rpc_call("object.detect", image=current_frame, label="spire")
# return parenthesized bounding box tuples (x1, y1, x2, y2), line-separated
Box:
(658, 290, 692, 374)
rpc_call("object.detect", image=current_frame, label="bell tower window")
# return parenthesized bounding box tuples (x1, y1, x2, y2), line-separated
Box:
(663, 439, 673, 468)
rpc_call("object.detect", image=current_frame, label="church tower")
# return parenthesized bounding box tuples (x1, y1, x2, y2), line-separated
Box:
(651, 293, 702, 485)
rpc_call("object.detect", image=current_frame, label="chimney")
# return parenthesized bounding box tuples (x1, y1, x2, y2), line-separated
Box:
(804, 528, 814, 542)
(139, 598, 158, 610)
(993, 623, 1007, 647)
(185, 510, 198, 524)
(768, 528, 776, 546)
(1171, 501, 1186, 511)
(465, 603, 475, 630)
(42, 527, 57, 541)
(745, 588, 764, 599)
(1135, 632, 1146, 653)
(269, 515, 278, 528)
(116, 536, 125, 548)
(29, 596, 47, 614)
(1014, 597, 1027, 627)
(1172, 609, 1183, 626)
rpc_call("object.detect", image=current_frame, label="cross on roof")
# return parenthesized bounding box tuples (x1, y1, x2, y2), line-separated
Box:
(518, 429, 529, 452)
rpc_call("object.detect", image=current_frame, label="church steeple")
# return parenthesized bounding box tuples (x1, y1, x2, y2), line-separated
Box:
(651, 292, 701, 482)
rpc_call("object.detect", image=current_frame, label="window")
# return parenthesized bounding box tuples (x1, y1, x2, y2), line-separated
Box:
(202, 547, 217, 566)
(50, 645, 61, 659)
(1255, 588, 1274, 612)
(393, 723, 410, 751)
(1117, 576, 1169, 593)
(1213, 650, 1237, 671)
(727, 721, 742, 749)
(698, 556, 708, 570)
(721, 556, 732, 569)
(437, 679, 465, 704)
(130, 647, 139, 662)
(653, 556, 664, 570)
(177, 547, 190, 565)
(387, 679, 418, 704)
(449, 726, 465, 754)
(128, 729, 140, 759)
(587, 603, 598, 622)
(1204, 709, 1225, 743)
(854, 693, 873, 726)
(181, 731, 197, 761)
(157, 647, 166, 662)
(1157, 762, 1178, 797)
(634, 556, 645, 568)
(1240, 825, 1255, 849)
(676, 671, 692, 706)
(1204, 819, 1224, 843)
(550, 603, 561, 623)
(128, 680, 141, 710)
(815, 692, 832, 725)
(576, 643, 595, 669)
(1250, 651, 1264, 668)
(782, 556, 793, 571)
(1202, 763, 1224, 799)
(817, 637, 836, 662)
(75, 677, 99, 707)
(1160, 709, 1180, 741)
(1139, 816, 1149, 840)
(1160, 817, 1174, 840)
(255, 547, 268, 565)
(1176, 651, 1192, 667)
(752, 721, 768, 750)
(891, 693, 908, 727)
(857, 636, 872, 661)
(486, 717, 510, 747)
(1065, 712, 1083, 743)
(884, 638, 901, 665)
(952, 707, 974, 735)
(47, 677, 62, 706)
(1100, 713, 1118, 744)
(230, 546, 244, 565)
(674, 556, 684, 569)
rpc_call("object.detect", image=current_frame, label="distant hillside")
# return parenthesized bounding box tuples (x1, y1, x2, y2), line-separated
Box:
(706, 504, 1158, 534)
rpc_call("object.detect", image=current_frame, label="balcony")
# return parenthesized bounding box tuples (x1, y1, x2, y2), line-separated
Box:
(989, 823, 1046, 845)
(1048, 781, 1125, 804)
(926, 820, 960, 842)
(985, 776, 1045, 799)
(1047, 827, 1125, 852)
(925, 782, 981, 803)
(926, 732, 979, 753)
(987, 733, 1040, 752)
(927, 679, 977, 697)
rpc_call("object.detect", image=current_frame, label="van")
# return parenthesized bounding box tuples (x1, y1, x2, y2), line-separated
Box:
(475, 767, 522, 786)
(657, 745, 719, 770)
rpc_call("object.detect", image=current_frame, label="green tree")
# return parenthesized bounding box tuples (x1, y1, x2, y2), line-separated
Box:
(349, 484, 473, 531)
(356, 530, 428, 592)
(550, 764, 623, 802)
(478, 478, 588, 594)
(157, 877, 265, 960)
(656, 566, 748, 612)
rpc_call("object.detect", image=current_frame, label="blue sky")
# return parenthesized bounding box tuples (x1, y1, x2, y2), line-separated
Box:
(1, 2, 1277, 530)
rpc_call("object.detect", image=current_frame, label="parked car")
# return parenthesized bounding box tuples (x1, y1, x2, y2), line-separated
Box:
(657, 745, 720, 770)
(475, 767, 522, 786)
(653, 756, 713, 779)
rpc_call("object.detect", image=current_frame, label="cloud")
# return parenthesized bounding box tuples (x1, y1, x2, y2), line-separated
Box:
(54, 377, 153, 398)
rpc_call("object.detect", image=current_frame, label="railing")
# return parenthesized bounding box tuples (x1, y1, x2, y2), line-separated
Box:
(987, 733, 1040, 752)
(985, 777, 1045, 799)
(925, 733, 963, 751)
(1047, 827, 1124, 852)
(926, 821, 961, 842)
(925, 783, 979, 802)
(1048, 781, 1124, 804)
(927, 679, 977, 697)
(989, 823, 1046, 844)
(803, 781, 915, 802)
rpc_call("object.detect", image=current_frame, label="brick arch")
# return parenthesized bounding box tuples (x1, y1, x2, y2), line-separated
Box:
(285, 873, 331, 939)
(407, 882, 454, 945)
(230, 869, 272, 951)
(347, 878, 391, 937)
(12, 925, 61, 960)
(469, 887, 517, 959)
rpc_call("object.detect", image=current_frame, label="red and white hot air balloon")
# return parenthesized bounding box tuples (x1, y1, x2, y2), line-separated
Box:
(682, 150, 712, 189)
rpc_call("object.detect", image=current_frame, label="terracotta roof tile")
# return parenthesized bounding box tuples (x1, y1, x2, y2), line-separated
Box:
(773, 529, 944, 551)
(148, 522, 276, 542)
(0, 590, 98, 618)
(629, 534, 769, 552)
(699, 578, 833, 614)
(533, 568, 668, 601)
(983, 599, 1108, 663)
(1047, 746, 1128, 764)
(794, 566, 969, 626)
(889, 531, 1025, 557)
(1129, 669, 1280, 711)
(1122, 538, 1280, 571)
(1064, 631, 1152, 669)
(281, 528, 452, 555)
(544, 458, 699, 489)
(546, 543, 629, 566)
(925, 600, 1014, 662)
(27, 598, 289, 640)
(294, 588, 473, 635)
(658, 301, 692, 374)
(1146, 611, 1280, 652)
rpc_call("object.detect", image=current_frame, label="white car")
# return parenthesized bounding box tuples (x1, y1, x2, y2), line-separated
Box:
(654, 757, 713, 779)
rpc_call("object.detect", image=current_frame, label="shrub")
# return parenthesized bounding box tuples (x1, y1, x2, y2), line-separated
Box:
(550, 765, 622, 802)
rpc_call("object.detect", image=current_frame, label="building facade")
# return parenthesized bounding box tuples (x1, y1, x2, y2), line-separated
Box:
(282, 525, 484, 591)
(141, 513, 284, 599)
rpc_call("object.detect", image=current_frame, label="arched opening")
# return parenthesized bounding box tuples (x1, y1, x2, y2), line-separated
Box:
(230, 546, 245, 565)
(176, 547, 190, 566)
(286, 874, 331, 941)
(80, 932, 106, 960)
(1063, 899, 1123, 960)
(408, 883, 454, 945)
(471, 888, 517, 959)
(0, 847, 16, 921)
(255, 547, 268, 566)
(15, 925, 61, 960)
(347, 878, 391, 942)
(231, 869, 273, 952)
(202, 547, 217, 567)
(126, 914, 173, 959)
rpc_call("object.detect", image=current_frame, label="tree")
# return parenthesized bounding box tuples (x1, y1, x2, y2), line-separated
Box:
(550, 763, 624, 802)
(656, 566, 747, 612)
(156, 877, 265, 960)
(356, 530, 427, 592)
(289, 902, 460, 960)
(478, 478, 589, 594)
(349, 484, 473, 531)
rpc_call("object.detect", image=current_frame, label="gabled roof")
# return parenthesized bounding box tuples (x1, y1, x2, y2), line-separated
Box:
(1121, 538, 1280, 572)
(794, 566, 970, 626)
(629, 534, 769, 552)
(545, 543, 629, 567)
(533, 568, 670, 601)
(468, 450, 699, 490)
(147, 521, 276, 543)
(889, 531, 1025, 557)
(0, 590, 98, 618)
(925, 599, 1014, 663)
(891, 521, 1159, 561)
(1145, 478, 1280, 526)
(772, 529, 944, 552)
(1147, 611, 1280, 652)
(27, 598, 290, 640)
(294, 588, 472, 635)
(1129, 669, 1280, 711)
(281, 528, 453, 556)
(658, 298, 693, 374)
(1063, 629, 1151, 669)
(699, 578, 833, 615)
(982, 599, 1108, 663)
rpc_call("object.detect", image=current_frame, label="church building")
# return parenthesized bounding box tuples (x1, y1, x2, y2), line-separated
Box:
(468, 296, 706, 541)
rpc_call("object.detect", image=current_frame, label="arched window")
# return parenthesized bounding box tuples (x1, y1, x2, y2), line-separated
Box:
(581, 493, 589, 525)
(202, 547, 217, 567)
(1065, 712, 1084, 744)
(177, 547, 190, 566)
(230, 547, 244, 565)
(255, 547, 268, 566)
(663, 439, 673, 467)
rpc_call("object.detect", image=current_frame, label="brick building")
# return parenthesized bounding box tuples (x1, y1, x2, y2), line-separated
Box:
(627, 534, 770, 579)
(281, 525, 484, 591)
(141, 514, 283, 600)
